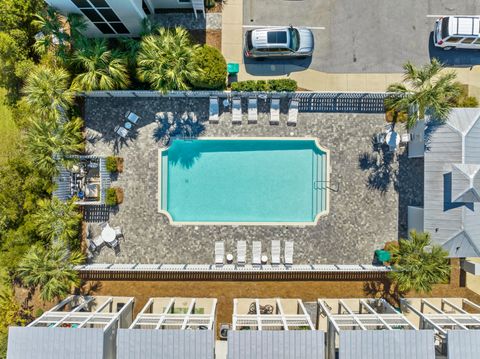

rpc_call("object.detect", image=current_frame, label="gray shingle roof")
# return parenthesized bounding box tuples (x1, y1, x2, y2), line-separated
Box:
(339, 330, 435, 359)
(7, 327, 105, 359)
(227, 330, 324, 359)
(447, 330, 480, 359)
(423, 108, 480, 257)
(117, 329, 214, 359)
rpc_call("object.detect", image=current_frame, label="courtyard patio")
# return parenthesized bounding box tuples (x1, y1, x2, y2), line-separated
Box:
(83, 95, 423, 265)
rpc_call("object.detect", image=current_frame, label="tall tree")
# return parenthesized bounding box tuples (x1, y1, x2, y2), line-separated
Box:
(26, 116, 84, 177)
(137, 27, 200, 93)
(71, 38, 130, 91)
(388, 231, 450, 294)
(30, 198, 82, 244)
(23, 66, 75, 119)
(17, 243, 84, 302)
(385, 59, 461, 129)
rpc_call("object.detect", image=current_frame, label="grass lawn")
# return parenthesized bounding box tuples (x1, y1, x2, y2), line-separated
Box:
(0, 88, 19, 164)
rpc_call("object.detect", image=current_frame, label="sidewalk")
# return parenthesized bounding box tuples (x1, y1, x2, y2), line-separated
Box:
(221, 0, 480, 92)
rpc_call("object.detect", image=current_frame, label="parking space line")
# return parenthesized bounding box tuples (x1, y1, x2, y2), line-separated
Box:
(426, 15, 480, 17)
(242, 25, 325, 29)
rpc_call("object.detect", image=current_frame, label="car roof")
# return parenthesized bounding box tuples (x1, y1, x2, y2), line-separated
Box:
(449, 16, 480, 36)
(251, 27, 291, 49)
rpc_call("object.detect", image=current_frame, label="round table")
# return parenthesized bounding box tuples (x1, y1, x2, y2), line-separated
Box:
(101, 225, 116, 244)
(385, 131, 400, 150)
(261, 255, 268, 264)
(226, 253, 234, 263)
(124, 122, 132, 130)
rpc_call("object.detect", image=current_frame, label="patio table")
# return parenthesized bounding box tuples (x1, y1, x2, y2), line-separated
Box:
(101, 225, 116, 244)
(385, 131, 400, 151)
(124, 122, 132, 130)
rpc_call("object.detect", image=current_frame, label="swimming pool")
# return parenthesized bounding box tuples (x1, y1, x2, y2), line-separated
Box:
(158, 138, 329, 224)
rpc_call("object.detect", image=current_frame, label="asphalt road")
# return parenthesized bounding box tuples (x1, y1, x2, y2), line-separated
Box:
(243, 0, 480, 74)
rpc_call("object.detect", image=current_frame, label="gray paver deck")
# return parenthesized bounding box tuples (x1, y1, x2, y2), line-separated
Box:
(84, 97, 422, 264)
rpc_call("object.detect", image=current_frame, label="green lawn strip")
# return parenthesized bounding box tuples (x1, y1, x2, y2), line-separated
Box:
(0, 88, 19, 164)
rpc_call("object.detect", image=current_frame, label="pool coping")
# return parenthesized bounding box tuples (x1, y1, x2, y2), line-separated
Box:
(157, 137, 331, 226)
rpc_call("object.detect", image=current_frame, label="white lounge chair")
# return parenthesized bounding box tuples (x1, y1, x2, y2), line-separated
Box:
(270, 98, 280, 125)
(271, 240, 281, 265)
(232, 97, 242, 124)
(237, 240, 246, 266)
(287, 99, 299, 126)
(284, 240, 294, 266)
(114, 125, 128, 138)
(209, 96, 219, 123)
(125, 111, 140, 125)
(215, 241, 225, 266)
(248, 97, 258, 124)
(113, 226, 124, 240)
(252, 241, 261, 266)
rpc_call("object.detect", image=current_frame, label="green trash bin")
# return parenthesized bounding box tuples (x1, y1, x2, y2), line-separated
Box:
(227, 62, 239, 75)
(375, 249, 391, 263)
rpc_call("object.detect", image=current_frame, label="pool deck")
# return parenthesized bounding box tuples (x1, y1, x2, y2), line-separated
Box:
(84, 96, 423, 265)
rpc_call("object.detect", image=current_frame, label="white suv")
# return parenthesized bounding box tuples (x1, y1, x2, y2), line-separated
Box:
(434, 16, 480, 50)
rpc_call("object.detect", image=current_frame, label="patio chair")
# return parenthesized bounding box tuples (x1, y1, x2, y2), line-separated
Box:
(373, 132, 386, 152)
(270, 98, 280, 125)
(89, 235, 104, 254)
(106, 238, 119, 250)
(401, 133, 411, 143)
(237, 240, 246, 266)
(248, 97, 258, 124)
(252, 241, 261, 266)
(114, 125, 128, 139)
(125, 111, 140, 125)
(287, 99, 299, 126)
(232, 97, 242, 124)
(271, 240, 281, 265)
(215, 241, 225, 266)
(284, 240, 294, 266)
(113, 226, 124, 240)
(209, 96, 219, 123)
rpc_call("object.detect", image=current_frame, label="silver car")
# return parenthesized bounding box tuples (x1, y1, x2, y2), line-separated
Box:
(244, 26, 314, 59)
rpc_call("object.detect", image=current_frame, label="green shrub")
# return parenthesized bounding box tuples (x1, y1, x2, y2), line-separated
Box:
(105, 156, 117, 172)
(191, 45, 227, 90)
(105, 188, 118, 206)
(231, 79, 297, 92)
(34, 308, 44, 318)
(460, 96, 479, 108)
(205, 0, 216, 8)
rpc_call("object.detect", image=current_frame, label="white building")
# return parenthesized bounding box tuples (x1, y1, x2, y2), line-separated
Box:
(45, 0, 205, 37)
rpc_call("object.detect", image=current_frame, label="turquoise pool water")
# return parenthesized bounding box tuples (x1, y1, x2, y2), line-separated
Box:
(160, 139, 328, 223)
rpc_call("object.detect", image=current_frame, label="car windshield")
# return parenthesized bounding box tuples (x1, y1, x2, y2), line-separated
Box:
(289, 28, 300, 51)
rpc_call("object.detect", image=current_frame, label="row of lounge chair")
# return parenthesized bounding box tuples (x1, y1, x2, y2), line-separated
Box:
(215, 240, 294, 266)
(209, 96, 299, 126)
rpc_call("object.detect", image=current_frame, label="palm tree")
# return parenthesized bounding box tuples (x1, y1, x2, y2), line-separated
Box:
(66, 13, 87, 45)
(385, 59, 461, 129)
(27, 116, 84, 177)
(23, 66, 75, 120)
(71, 38, 130, 91)
(17, 243, 84, 302)
(30, 197, 82, 244)
(137, 27, 200, 93)
(32, 7, 67, 57)
(387, 230, 450, 294)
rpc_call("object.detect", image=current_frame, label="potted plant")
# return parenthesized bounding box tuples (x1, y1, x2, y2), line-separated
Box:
(106, 156, 124, 173)
(105, 187, 124, 206)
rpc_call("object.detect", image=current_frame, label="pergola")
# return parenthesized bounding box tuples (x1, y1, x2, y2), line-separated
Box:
(130, 298, 217, 330)
(232, 298, 314, 330)
(28, 296, 134, 331)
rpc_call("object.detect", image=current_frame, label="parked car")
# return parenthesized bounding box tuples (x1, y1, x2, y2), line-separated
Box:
(244, 26, 314, 58)
(434, 16, 480, 50)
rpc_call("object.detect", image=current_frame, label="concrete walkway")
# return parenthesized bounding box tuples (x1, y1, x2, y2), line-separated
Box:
(221, 0, 480, 92)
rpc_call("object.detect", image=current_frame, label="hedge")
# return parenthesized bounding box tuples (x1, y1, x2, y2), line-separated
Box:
(231, 79, 297, 92)
(191, 45, 227, 90)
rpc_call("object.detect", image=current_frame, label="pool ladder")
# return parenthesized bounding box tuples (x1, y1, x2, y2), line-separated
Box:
(314, 181, 339, 192)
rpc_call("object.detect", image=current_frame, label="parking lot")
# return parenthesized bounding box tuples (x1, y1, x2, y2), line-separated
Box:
(243, 0, 480, 75)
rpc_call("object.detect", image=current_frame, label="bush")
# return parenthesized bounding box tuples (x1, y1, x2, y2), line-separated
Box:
(105, 187, 123, 206)
(106, 188, 118, 206)
(449, 83, 479, 108)
(191, 45, 227, 90)
(231, 79, 297, 92)
(106, 156, 117, 172)
(459, 96, 478, 108)
(205, 0, 216, 8)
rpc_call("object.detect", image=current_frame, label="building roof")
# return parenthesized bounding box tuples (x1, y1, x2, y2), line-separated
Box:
(423, 108, 480, 257)
(447, 330, 480, 359)
(117, 329, 214, 359)
(338, 330, 435, 359)
(227, 330, 325, 359)
(7, 327, 105, 359)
